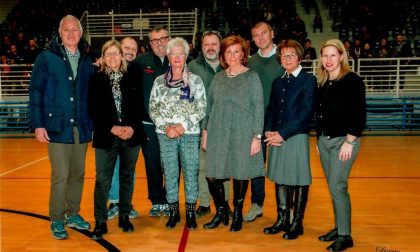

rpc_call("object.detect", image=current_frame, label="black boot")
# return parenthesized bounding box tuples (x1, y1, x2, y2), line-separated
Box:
(327, 235, 353, 251)
(118, 216, 134, 232)
(230, 179, 248, 232)
(319, 227, 338, 242)
(263, 184, 290, 234)
(166, 202, 180, 229)
(203, 178, 229, 229)
(283, 185, 309, 240)
(91, 221, 107, 240)
(186, 202, 197, 230)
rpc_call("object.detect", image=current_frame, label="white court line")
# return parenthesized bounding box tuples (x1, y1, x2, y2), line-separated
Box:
(0, 156, 49, 177)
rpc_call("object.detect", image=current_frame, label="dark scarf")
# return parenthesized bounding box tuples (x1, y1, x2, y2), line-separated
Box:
(105, 67, 123, 122)
(163, 65, 194, 102)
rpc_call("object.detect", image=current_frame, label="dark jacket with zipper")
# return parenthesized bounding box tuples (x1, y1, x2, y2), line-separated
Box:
(29, 35, 94, 143)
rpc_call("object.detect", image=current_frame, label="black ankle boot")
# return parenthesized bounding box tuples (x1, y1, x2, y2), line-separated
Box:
(327, 235, 353, 251)
(118, 216, 134, 232)
(263, 184, 290, 235)
(283, 186, 309, 240)
(203, 178, 229, 229)
(166, 202, 180, 229)
(186, 203, 197, 230)
(230, 179, 248, 232)
(319, 228, 338, 242)
(91, 221, 107, 240)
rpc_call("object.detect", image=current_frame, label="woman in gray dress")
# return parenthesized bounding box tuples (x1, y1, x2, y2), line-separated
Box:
(201, 35, 265, 232)
(263, 39, 316, 240)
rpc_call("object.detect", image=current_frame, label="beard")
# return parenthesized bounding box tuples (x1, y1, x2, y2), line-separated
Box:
(204, 51, 218, 60)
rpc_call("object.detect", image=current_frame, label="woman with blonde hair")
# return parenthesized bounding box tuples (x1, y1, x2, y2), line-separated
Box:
(315, 39, 366, 251)
(89, 40, 146, 239)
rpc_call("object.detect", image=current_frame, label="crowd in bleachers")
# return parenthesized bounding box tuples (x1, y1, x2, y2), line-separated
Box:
(0, 0, 418, 69)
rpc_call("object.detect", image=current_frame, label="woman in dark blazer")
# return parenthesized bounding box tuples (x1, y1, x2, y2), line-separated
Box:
(263, 39, 316, 240)
(315, 39, 366, 252)
(88, 40, 146, 240)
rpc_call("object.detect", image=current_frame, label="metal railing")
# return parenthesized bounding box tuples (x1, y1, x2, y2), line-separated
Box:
(1, 57, 420, 134)
(301, 57, 420, 97)
(80, 9, 199, 43)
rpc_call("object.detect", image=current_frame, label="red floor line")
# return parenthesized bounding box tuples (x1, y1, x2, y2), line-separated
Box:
(178, 224, 189, 252)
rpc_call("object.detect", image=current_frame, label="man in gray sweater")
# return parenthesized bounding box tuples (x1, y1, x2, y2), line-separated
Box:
(245, 21, 285, 222)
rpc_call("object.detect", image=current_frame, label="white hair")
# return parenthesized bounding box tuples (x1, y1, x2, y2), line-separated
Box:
(58, 15, 83, 34)
(166, 37, 189, 57)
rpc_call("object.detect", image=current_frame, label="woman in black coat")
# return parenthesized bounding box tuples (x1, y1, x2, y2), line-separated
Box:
(88, 40, 146, 240)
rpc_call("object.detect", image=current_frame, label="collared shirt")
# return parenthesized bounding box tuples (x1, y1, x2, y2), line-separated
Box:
(257, 44, 277, 58)
(63, 46, 80, 78)
(281, 65, 303, 78)
(64, 46, 80, 58)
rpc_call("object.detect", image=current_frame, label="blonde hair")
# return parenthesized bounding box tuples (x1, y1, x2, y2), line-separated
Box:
(316, 39, 351, 86)
(99, 40, 127, 72)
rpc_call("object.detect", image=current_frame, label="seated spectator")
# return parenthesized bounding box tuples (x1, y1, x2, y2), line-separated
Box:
(24, 39, 41, 64)
(303, 39, 317, 60)
(8, 44, 26, 64)
(360, 42, 373, 58)
(392, 34, 412, 58)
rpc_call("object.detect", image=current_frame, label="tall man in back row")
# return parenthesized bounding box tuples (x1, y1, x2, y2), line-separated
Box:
(244, 21, 284, 222)
(135, 26, 170, 216)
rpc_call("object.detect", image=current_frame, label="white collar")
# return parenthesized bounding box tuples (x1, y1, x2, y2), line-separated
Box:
(257, 44, 277, 58)
(281, 65, 302, 78)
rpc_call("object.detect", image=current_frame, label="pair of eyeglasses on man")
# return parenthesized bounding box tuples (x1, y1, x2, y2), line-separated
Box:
(280, 53, 297, 60)
(150, 36, 170, 45)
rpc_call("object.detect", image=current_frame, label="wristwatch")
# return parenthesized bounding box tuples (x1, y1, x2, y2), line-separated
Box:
(253, 134, 262, 140)
(344, 138, 356, 145)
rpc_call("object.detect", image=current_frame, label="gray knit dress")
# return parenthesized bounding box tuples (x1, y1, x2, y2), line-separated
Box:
(202, 69, 265, 180)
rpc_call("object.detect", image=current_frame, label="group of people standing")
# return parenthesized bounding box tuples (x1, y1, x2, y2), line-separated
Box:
(29, 14, 366, 252)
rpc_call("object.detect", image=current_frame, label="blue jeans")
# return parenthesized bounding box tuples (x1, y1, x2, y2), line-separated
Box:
(157, 133, 200, 204)
(109, 155, 136, 204)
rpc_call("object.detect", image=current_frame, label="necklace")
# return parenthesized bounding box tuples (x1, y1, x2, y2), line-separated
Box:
(227, 65, 244, 77)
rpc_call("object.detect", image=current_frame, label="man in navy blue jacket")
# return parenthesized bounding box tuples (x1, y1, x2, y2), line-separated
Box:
(29, 15, 94, 240)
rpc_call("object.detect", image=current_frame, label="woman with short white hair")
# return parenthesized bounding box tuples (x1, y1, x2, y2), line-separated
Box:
(149, 37, 206, 230)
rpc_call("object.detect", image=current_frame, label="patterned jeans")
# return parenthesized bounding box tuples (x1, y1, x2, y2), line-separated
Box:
(157, 133, 200, 204)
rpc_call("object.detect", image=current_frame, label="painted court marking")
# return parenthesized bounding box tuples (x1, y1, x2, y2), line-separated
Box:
(0, 156, 48, 177)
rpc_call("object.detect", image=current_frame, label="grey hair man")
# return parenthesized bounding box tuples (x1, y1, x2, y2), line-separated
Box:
(29, 15, 95, 240)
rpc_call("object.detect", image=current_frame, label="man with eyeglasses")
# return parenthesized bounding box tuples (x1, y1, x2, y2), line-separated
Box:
(188, 30, 231, 218)
(134, 26, 170, 217)
(244, 21, 285, 222)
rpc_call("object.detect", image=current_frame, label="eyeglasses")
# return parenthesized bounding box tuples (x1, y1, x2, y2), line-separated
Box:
(104, 51, 121, 57)
(280, 53, 297, 60)
(150, 36, 170, 45)
(202, 30, 222, 40)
